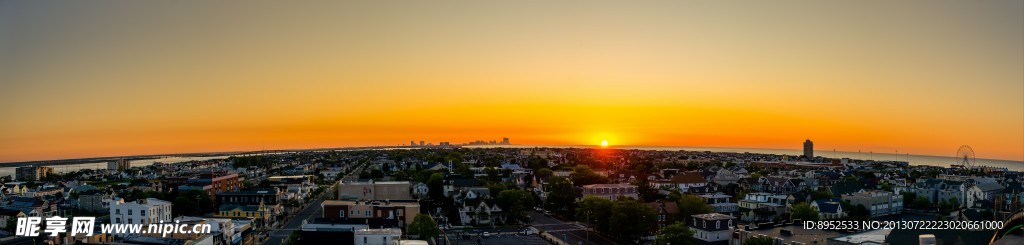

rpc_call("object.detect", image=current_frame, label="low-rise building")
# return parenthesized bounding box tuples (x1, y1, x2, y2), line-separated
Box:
(738, 193, 788, 222)
(321, 200, 420, 229)
(77, 189, 112, 213)
(580, 183, 639, 201)
(690, 213, 736, 245)
(354, 228, 402, 245)
(841, 190, 902, 218)
(810, 198, 847, 220)
(338, 180, 412, 201)
(108, 198, 173, 225)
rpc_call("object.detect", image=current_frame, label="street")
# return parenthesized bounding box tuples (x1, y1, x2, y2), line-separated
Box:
(261, 163, 361, 245)
(529, 211, 619, 245)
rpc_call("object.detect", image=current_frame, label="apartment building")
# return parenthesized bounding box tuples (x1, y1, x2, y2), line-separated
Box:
(841, 190, 903, 217)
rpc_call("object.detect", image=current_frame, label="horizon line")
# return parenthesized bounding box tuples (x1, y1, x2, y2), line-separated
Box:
(3, 143, 1022, 165)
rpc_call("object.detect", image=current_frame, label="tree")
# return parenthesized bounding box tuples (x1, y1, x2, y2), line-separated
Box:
(528, 157, 549, 171)
(744, 236, 774, 245)
(172, 190, 214, 216)
(667, 190, 683, 203)
(913, 196, 931, 209)
(536, 168, 554, 179)
(495, 189, 536, 224)
(609, 197, 657, 243)
(633, 177, 659, 202)
(656, 222, 695, 245)
(285, 230, 300, 245)
(543, 177, 577, 217)
(902, 192, 916, 207)
(408, 214, 440, 240)
(677, 194, 714, 221)
(576, 196, 614, 233)
(570, 166, 608, 186)
(847, 204, 870, 221)
(428, 173, 445, 200)
(790, 203, 818, 222)
(3, 217, 15, 232)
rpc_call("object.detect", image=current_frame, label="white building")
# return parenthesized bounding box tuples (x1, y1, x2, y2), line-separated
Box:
(109, 198, 173, 225)
(690, 213, 735, 243)
(354, 228, 402, 245)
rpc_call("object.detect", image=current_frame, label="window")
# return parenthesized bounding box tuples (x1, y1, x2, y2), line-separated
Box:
(363, 237, 367, 244)
(128, 218, 133, 224)
(340, 211, 345, 218)
(141, 210, 146, 216)
(365, 210, 370, 216)
(350, 210, 356, 215)
(115, 218, 121, 223)
(128, 209, 133, 215)
(116, 209, 121, 215)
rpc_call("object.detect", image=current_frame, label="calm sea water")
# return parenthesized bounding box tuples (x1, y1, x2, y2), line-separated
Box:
(0, 156, 229, 178)
(466, 145, 1024, 172)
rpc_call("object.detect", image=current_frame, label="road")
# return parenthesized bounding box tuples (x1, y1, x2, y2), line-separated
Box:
(261, 162, 363, 245)
(529, 211, 619, 245)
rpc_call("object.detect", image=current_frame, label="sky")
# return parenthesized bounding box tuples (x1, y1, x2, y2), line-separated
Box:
(1, 0, 1022, 163)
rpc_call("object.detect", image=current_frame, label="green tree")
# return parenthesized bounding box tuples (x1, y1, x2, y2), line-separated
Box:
(408, 214, 440, 240)
(913, 196, 931, 209)
(528, 156, 549, 171)
(667, 190, 683, 203)
(846, 203, 870, 221)
(901, 192, 916, 206)
(536, 168, 554, 179)
(570, 166, 608, 186)
(3, 217, 15, 232)
(428, 173, 445, 200)
(656, 222, 695, 245)
(790, 203, 819, 221)
(495, 189, 536, 224)
(543, 177, 577, 217)
(633, 177, 659, 202)
(744, 236, 774, 245)
(172, 190, 214, 216)
(609, 198, 657, 243)
(677, 194, 714, 221)
(576, 196, 614, 233)
(285, 230, 300, 245)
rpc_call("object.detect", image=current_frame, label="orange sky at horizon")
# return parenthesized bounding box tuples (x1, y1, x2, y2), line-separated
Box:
(1, 1, 1022, 163)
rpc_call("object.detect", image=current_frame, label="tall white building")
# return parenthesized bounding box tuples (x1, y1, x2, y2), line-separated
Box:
(109, 198, 173, 225)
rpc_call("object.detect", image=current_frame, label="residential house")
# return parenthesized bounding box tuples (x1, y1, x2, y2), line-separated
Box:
(810, 198, 847, 220)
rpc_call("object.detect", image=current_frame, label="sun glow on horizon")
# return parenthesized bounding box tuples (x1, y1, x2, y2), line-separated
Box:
(600, 140, 609, 147)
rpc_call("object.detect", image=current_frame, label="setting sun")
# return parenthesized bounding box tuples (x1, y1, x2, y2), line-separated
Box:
(600, 140, 609, 147)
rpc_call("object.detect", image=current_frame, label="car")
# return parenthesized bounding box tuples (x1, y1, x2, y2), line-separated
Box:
(482, 232, 490, 238)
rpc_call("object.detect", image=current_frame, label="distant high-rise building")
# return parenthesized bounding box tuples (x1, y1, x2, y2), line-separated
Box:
(108, 159, 131, 171)
(410, 140, 416, 146)
(501, 137, 510, 144)
(420, 141, 425, 146)
(803, 139, 814, 158)
(15, 165, 53, 181)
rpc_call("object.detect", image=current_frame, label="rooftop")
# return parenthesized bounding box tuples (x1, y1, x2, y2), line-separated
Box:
(692, 213, 735, 220)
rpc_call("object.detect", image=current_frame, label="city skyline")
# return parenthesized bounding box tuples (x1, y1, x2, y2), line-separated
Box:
(2, 0, 1022, 163)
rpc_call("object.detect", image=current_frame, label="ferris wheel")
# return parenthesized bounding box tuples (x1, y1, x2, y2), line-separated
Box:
(955, 145, 976, 169)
